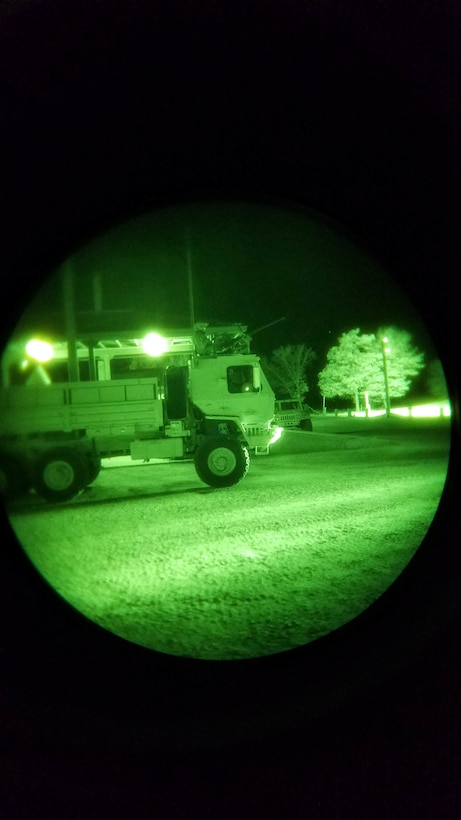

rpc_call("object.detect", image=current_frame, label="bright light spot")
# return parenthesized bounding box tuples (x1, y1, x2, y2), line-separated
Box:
(352, 410, 386, 417)
(389, 407, 411, 417)
(352, 402, 451, 419)
(25, 339, 53, 362)
(269, 426, 283, 445)
(141, 333, 168, 357)
(407, 402, 451, 418)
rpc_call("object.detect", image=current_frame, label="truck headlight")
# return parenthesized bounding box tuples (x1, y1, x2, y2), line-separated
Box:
(269, 426, 283, 445)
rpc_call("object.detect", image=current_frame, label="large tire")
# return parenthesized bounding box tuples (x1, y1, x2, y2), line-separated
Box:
(86, 454, 102, 485)
(0, 453, 31, 499)
(194, 438, 250, 488)
(33, 447, 90, 503)
(299, 418, 313, 431)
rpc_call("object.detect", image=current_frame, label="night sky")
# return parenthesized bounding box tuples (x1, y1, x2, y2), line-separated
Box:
(16, 201, 433, 372)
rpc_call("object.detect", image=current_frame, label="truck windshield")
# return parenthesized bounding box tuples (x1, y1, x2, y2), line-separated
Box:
(226, 365, 259, 394)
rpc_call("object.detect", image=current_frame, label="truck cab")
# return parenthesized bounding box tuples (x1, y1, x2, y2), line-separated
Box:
(188, 354, 275, 450)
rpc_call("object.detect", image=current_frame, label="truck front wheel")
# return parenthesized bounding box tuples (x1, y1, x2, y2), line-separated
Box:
(33, 447, 90, 502)
(194, 439, 250, 488)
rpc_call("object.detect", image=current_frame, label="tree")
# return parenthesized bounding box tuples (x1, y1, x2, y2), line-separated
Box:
(318, 327, 425, 411)
(262, 344, 316, 402)
(318, 329, 377, 412)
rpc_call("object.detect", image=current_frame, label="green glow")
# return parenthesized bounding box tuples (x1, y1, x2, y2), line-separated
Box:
(2, 202, 452, 661)
(25, 338, 53, 362)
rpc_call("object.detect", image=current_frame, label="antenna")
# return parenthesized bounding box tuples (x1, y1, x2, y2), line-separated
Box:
(250, 316, 286, 336)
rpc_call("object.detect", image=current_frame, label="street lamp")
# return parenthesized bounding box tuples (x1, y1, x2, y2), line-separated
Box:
(141, 332, 168, 357)
(381, 337, 391, 418)
(25, 339, 54, 363)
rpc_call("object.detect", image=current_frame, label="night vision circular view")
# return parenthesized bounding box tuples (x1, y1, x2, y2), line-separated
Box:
(1, 201, 451, 660)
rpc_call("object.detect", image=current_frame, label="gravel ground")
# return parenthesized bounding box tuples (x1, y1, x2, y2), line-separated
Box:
(7, 420, 451, 659)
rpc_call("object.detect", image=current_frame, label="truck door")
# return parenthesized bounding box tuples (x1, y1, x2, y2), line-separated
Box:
(165, 366, 188, 420)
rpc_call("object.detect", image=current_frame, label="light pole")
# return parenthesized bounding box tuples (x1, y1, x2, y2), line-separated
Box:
(185, 230, 195, 332)
(381, 337, 391, 418)
(62, 257, 79, 382)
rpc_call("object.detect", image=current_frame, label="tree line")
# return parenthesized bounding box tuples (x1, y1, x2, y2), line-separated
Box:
(262, 327, 446, 411)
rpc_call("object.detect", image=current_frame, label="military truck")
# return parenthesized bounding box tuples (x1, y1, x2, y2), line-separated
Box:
(0, 326, 280, 502)
(274, 398, 313, 431)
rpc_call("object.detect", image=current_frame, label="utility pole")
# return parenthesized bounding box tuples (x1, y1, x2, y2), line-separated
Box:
(185, 231, 195, 332)
(87, 272, 103, 381)
(381, 337, 391, 418)
(62, 257, 79, 382)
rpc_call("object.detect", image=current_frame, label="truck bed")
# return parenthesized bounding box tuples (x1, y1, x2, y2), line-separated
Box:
(0, 378, 164, 438)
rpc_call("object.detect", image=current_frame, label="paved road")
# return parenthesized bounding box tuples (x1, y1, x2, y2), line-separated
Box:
(7, 428, 451, 659)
